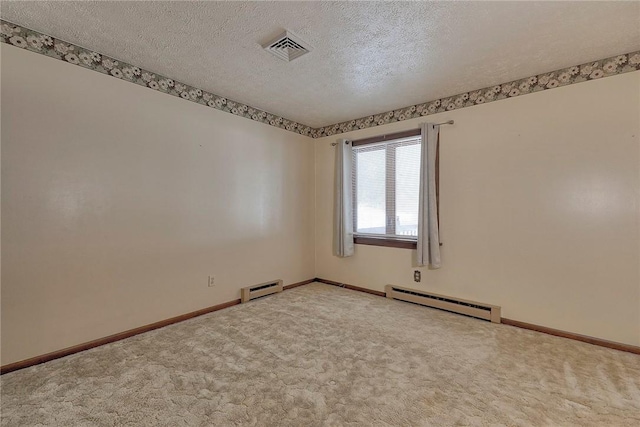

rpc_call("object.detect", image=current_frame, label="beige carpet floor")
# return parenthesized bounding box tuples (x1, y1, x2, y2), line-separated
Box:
(1, 283, 639, 426)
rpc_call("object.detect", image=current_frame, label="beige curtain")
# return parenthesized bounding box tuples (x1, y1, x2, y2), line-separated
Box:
(333, 139, 354, 257)
(417, 123, 441, 268)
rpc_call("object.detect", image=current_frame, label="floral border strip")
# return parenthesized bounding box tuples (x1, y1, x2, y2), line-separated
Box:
(0, 20, 314, 137)
(2, 20, 639, 140)
(310, 50, 640, 138)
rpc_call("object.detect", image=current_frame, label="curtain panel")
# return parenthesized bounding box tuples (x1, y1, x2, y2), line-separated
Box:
(417, 123, 441, 268)
(333, 139, 355, 257)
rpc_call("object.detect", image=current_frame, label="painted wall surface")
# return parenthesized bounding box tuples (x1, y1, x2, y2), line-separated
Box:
(315, 71, 640, 346)
(1, 45, 315, 364)
(1, 42, 639, 366)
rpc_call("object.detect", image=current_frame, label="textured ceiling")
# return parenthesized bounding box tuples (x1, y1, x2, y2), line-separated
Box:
(2, 1, 639, 128)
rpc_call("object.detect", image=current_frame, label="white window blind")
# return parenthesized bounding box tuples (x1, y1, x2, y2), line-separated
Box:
(352, 136, 421, 239)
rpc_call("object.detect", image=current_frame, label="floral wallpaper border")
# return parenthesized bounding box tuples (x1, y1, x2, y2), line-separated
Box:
(311, 49, 640, 138)
(2, 20, 639, 139)
(0, 20, 314, 137)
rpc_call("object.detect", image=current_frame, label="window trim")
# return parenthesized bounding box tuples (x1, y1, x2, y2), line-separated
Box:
(353, 235, 417, 250)
(351, 127, 439, 249)
(352, 128, 421, 147)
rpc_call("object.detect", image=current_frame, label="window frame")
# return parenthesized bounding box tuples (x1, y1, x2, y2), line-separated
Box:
(351, 128, 439, 250)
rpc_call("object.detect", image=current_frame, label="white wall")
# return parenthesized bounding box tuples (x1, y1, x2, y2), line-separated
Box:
(2, 43, 639, 366)
(1, 45, 315, 364)
(315, 71, 640, 346)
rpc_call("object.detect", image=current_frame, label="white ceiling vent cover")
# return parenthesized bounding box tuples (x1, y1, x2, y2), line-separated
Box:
(262, 31, 312, 62)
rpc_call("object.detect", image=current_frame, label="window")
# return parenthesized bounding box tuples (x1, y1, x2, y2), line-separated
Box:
(352, 129, 425, 249)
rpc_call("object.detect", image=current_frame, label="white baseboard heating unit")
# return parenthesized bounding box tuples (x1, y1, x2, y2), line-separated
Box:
(385, 285, 501, 323)
(241, 279, 283, 303)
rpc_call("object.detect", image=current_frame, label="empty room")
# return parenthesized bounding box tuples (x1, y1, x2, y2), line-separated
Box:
(1, 1, 639, 425)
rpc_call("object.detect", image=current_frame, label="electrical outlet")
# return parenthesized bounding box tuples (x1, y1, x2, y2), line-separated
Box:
(414, 270, 421, 282)
(208, 276, 215, 287)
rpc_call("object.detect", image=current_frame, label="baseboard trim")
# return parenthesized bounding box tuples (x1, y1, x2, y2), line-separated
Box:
(1, 278, 315, 375)
(316, 277, 640, 355)
(501, 318, 640, 355)
(5, 278, 636, 375)
(283, 278, 315, 290)
(315, 277, 387, 297)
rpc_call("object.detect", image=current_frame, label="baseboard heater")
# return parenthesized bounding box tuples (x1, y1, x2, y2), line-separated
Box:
(385, 285, 501, 323)
(241, 279, 283, 303)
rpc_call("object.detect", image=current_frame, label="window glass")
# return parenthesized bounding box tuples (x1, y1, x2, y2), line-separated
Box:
(355, 148, 386, 234)
(353, 137, 421, 239)
(395, 143, 420, 237)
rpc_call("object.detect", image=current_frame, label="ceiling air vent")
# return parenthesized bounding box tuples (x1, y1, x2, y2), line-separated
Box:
(262, 31, 312, 62)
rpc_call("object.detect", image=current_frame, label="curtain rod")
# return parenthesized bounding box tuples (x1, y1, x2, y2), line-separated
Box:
(331, 120, 454, 146)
